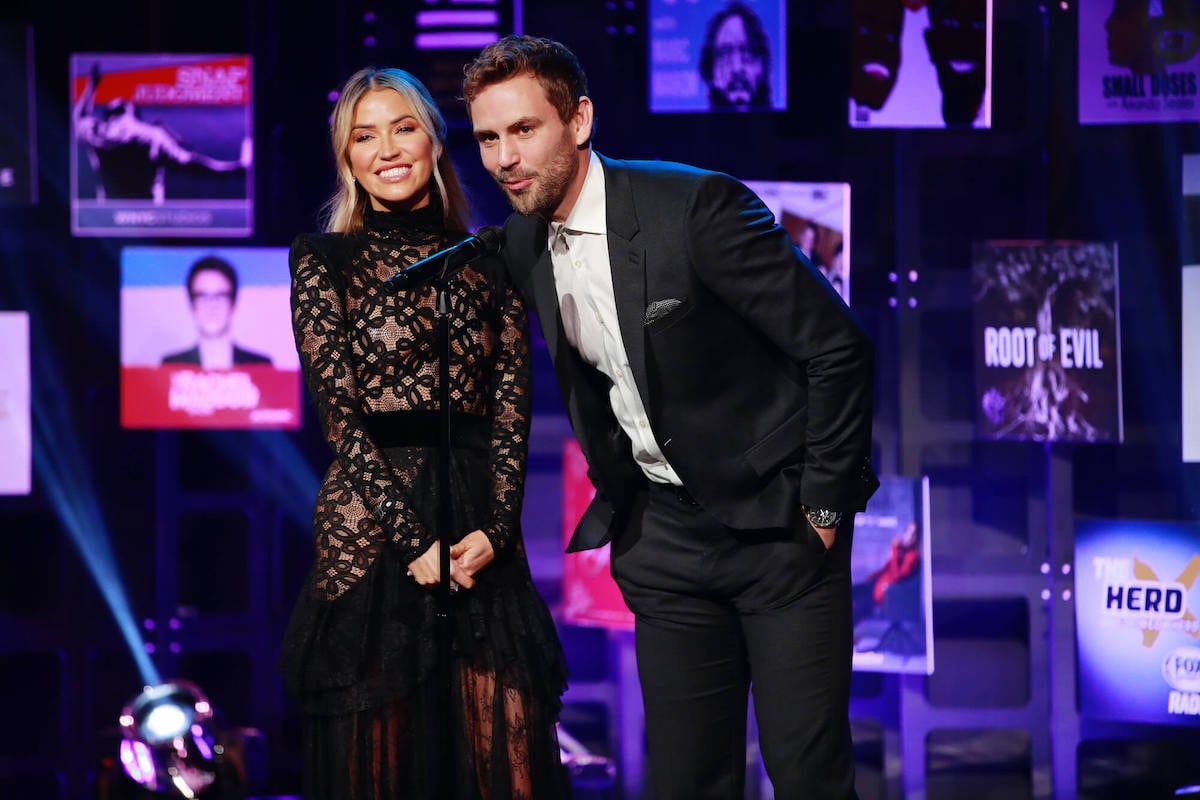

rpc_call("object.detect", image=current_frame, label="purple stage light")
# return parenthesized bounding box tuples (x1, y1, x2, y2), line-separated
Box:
(415, 31, 499, 49)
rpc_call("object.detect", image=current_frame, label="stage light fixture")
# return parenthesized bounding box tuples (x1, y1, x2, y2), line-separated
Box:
(117, 680, 227, 798)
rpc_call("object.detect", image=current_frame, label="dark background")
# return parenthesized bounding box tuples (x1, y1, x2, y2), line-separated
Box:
(3, 1, 1200, 798)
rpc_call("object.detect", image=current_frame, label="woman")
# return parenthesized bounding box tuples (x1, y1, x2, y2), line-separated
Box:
(279, 67, 570, 800)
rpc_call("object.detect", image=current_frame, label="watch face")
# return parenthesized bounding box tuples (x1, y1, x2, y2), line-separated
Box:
(806, 507, 841, 527)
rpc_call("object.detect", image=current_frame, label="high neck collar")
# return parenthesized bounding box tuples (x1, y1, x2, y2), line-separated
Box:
(362, 197, 444, 234)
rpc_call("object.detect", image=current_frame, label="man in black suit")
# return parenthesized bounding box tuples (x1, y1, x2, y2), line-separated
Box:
(161, 256, 272, 369)
(465, 35, 877, 800)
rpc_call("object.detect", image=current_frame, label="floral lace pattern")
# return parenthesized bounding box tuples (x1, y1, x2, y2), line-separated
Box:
(290, 209, 530, 600)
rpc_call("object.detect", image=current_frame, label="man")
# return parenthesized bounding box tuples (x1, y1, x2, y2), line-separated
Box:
(162, 256, 272, 369)
(698, 1, 774, 110)
(464, 35, 877, 800)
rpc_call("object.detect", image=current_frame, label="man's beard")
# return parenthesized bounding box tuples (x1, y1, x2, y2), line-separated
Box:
(721, 74, 754, 105)
(494, 130, 578, 218)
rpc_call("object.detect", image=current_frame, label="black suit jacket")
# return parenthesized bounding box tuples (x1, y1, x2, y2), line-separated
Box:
(503, 154, 879, 552)
(162, 344, 272, 367)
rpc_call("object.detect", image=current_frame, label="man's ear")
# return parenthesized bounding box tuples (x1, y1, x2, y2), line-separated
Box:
(572, 96, 594, 148)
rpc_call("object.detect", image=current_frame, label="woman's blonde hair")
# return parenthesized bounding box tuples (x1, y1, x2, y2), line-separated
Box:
(322, 67, 470, 234)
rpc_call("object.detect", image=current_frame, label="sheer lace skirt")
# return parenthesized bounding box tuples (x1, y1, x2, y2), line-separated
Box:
(301, 671, 569, 800)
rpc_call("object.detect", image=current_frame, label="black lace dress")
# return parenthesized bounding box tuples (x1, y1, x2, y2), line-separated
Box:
(278, 203, 570, 800)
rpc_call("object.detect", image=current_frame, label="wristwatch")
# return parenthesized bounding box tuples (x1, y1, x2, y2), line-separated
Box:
(802, 505, 842, 528)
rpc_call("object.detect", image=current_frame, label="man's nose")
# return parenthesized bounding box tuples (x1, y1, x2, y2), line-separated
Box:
(496, 139, 519, 168)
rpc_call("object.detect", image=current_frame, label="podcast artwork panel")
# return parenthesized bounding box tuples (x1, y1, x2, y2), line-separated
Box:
(69, 53, 254, 237)
(1077, 0, 1200, 125)
(742, 180, 851, 305)
(849, 0, 992, 129)
(648, 0, 787, 114)
(972, 241, 1122, 443)
(1183, 153, 1200, 463)
(0, 312, 31, 495)
(120, 246, 300, 430)
(1076, 519, 1200, 725)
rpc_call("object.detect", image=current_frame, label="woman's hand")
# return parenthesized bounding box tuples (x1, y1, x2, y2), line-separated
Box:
(450, 530, 496, 583)
(407, 540, 477, 590)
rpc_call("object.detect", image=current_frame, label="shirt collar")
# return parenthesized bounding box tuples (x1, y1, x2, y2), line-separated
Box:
(559, 151, 606, 236)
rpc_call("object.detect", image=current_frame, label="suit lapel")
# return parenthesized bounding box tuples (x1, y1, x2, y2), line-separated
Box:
(601, 156, 652, 415)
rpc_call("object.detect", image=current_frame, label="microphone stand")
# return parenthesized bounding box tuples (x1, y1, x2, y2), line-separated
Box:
(391, 232, 500, 796)
(433, 259, 456, 798)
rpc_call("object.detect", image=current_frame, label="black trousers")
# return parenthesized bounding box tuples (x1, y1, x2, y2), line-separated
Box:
(610, 484, 858, 800)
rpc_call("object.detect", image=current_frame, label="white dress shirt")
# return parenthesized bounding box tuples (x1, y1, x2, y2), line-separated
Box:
(548, 152, 681, 486)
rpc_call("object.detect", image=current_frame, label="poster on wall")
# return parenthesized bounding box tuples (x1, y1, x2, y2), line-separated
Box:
(1184, 155, 1200, 462)
(648, 0, 787, 113)
(0, 25, 36, 206)
(1185, 266, 1200, 462)
(742, 180, 851, 304)
(972, 241, 1122, 443)
(1078, 0, 1200, 125)
(560, 440, 634, 629)
(849, 0, 992, 129)
(851, 475, 934, 674)
(0, 312, 31, 495)
(1076, 518, 1200, 725)
(70, 53, 254, 237)
(120, 247, 300, 430)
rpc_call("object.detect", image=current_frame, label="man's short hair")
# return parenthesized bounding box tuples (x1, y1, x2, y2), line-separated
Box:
(186, 256, 239, 301)
(463, 34, 590, 126)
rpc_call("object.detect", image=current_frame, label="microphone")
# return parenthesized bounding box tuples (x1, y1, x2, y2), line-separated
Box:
(387, 226, 503, 289)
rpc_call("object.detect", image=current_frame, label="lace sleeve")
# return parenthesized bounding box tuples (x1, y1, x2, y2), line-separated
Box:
(481, 281, 532, 555)
(289, 235, 431, 563)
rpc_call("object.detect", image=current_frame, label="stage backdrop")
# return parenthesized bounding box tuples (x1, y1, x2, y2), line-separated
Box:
(972, 241, 1122, 443)
(120, 246, 300, 430)
(849, 0, 992, 129)
(0, 312, 31, 495)
(648, 0, 787, 113)
(70, 53, 254, 237)
(1076, 518, 1200, 726)
(1078, 0, 1200, 125)
(742, 180, 851, 305)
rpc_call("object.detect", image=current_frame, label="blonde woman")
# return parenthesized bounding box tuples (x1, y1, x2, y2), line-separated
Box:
(279, 67, 569, 800)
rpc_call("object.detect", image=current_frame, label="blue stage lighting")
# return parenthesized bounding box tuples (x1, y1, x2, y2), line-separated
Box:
(249, 430, 321, 532)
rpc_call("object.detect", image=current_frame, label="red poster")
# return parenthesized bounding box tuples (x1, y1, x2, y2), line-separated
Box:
(121, 365, 300, 429)
(560, 440, 634, 629)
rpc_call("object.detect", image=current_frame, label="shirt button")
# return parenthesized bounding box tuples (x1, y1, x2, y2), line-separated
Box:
(639, 420, 648, 429)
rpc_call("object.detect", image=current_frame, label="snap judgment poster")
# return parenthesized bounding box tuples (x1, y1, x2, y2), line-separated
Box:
(70, 53, 254, 237)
